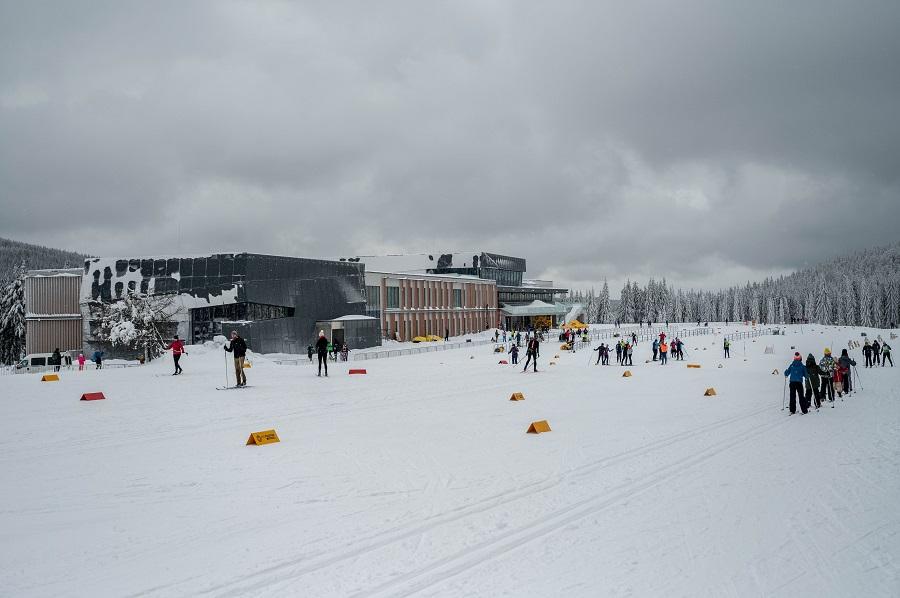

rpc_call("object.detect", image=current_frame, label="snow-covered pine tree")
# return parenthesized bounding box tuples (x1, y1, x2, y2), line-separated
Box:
(843, 276, 857, 326)
(814, 275, 831, 324)
(0, 261, 27, 365)
(857, 278, 873, 327)
(597, 279, 611, 324)
(88, 292, 180, 359)
(618, 280, 632, 324)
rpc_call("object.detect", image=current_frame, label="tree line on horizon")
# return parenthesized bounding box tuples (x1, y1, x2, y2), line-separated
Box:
(568, 241, 900, 329)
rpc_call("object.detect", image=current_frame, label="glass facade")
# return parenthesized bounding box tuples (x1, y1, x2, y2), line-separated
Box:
(365, 285, 381, 319)
(428, 252, 525, 287)
(386, 286, 400, 308)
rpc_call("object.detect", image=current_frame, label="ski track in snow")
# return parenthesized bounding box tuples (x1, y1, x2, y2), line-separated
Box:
(1, 325, 899, 597)
(202, 405, 777, 597)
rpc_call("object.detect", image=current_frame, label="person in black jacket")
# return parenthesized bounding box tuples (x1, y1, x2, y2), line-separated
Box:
(51, 348, 62, 372)
(315, 330, 329, 377)
(522, 337, 538, 372)
(224, 330, 248, 387)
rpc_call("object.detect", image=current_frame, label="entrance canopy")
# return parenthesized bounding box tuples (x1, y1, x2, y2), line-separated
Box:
(500, 300, 569, 318)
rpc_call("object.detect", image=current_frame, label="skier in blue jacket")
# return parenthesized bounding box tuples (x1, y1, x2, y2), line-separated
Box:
(784, 352, 808, 414)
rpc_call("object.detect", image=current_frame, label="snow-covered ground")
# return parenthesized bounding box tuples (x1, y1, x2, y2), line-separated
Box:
(1, 324, 898, 597)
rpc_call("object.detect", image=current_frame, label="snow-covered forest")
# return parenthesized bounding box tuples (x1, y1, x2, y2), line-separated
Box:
(0, 237, 87, 283)
(570, 241, 900, 328)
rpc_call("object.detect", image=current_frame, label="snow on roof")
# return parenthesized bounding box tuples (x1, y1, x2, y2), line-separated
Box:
(328, 315, 378, 321)
(367, 270, 486, 282)
(499, 300, 569, 316)
(333, 252, 492, 274)
(27, 268, 83, 277)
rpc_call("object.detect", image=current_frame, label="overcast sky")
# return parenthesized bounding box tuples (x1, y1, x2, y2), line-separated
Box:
(2, 1, 899, 296)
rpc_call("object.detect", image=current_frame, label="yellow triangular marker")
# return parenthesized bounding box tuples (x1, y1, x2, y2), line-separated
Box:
(622, 370, 632, 377)
(509, 392, 525, 401)
(687, 364, 701, 368)
(704, 388, 717, 396)
(526, 420, 551, 434)
(246, 429, 280, 445)
(41, 374, 59, 382)
(243, 361, 252, 368)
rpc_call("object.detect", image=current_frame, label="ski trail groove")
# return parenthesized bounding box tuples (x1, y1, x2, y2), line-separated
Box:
(200, 405, 773, 597)
(353, 416, 789, 598)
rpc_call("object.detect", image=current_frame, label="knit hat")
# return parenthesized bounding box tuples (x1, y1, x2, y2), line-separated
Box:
(319, 330, 325, 337)
(794, 352, 802, 360)
(824, 348, 831, 355)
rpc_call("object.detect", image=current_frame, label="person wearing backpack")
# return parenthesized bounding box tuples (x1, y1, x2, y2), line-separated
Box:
(819, 348, 836, 404)
(723, 338, 731, 359)
(838, 349, 857, 395)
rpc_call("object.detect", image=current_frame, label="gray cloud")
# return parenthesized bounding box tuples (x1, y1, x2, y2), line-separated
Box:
(2, 1, 899, 296)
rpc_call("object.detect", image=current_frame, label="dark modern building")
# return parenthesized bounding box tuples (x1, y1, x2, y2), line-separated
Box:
(81, 253, 380, 356)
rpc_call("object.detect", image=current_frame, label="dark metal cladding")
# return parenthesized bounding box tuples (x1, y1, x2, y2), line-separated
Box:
(83, 252, 379, 356)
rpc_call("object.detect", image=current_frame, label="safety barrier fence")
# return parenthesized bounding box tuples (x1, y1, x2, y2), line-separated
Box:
(1, 362, 142, 375)
(351, 338, 496, 361)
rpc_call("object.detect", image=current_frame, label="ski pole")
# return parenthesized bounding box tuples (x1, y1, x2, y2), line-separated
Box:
(852, 364, 863, 391)
(224, 348, 230, 389)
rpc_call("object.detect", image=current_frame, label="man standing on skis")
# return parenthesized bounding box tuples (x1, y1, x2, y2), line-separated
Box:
(522, 336, 538, 372)
(166, 335, 187, 375)
(863, 339, 873, 367)
(315, 330, 329, 376)
(223, 330, 248, 387)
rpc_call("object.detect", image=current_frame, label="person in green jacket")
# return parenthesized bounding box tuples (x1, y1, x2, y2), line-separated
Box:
(882, 342, 893, 367)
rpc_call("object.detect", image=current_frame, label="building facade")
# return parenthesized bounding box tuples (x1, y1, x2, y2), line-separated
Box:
(81, 253, 380, 356)
(25, 269, 83, 355)
(345, 251, 568, 335)
(364, 271, 497, 341)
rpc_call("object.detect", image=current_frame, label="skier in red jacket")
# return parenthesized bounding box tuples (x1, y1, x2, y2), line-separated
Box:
(166, 335, 187, 375)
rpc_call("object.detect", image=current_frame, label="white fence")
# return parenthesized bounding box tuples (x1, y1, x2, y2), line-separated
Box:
(351, 338, 496, 361)
(272, 324, 780, 366)
(0, 362, 142, 376)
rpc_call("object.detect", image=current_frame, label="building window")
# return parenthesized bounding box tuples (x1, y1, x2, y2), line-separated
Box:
(386, 286, 400, 309)
(453, 289, 463, 308)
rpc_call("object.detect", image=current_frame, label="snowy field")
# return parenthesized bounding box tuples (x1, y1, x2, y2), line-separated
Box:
(1, 324, 898, 597)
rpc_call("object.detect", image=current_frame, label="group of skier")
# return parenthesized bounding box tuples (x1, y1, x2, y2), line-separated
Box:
(589, 331, 687, 366)
(862, 338, 893, 367)
(782, 344, 875, 414)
